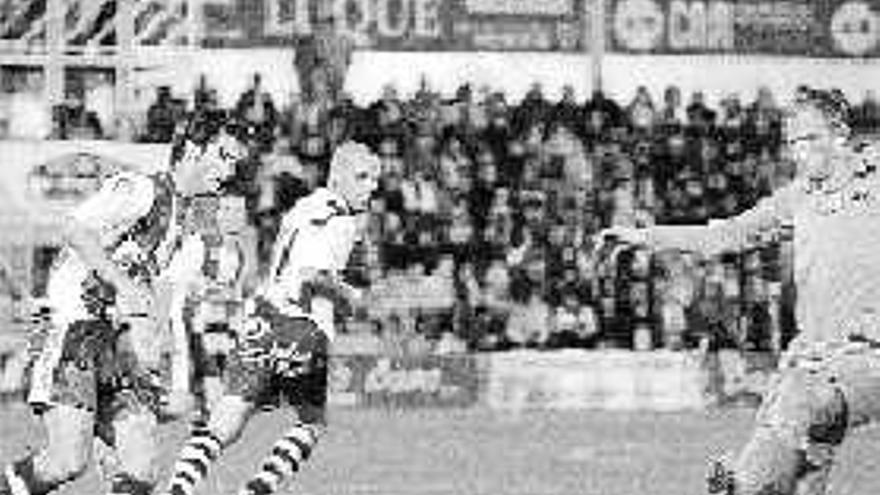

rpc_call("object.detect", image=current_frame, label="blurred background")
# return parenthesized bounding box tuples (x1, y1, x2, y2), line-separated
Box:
(1, 1, 880, 493)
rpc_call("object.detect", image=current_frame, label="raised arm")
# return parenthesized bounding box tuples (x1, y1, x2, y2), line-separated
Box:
(603, 183, 796, 257)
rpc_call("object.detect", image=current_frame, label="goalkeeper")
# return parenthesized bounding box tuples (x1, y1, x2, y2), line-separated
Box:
(597, 88, 880, 495)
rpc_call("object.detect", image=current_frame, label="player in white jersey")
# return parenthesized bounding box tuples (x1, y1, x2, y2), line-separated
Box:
(597, 89, 880, 494)
(0, 111, 246, 495)
(161, 141, 380, 495)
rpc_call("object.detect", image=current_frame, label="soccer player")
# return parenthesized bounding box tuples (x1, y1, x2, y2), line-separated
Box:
(161, 140, 380, 495)
(0, 111, 246, 495)
(596, 88, 880, 495)
(185, 195, 258, 421)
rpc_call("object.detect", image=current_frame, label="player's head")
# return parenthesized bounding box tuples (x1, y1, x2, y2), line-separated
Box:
(170, 110, 247, 197)
(785, 87, 851, 181)
(327, 141, 381, 212)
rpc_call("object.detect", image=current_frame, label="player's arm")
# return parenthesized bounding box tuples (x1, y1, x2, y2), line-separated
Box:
(602, 183, 795, 257)
(64, 173, 157, 313)
(299, 267, 361, 305)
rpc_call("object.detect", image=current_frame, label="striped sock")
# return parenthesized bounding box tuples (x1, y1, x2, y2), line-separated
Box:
(237, 423, 322, 495)
(166, 431, 224, 495)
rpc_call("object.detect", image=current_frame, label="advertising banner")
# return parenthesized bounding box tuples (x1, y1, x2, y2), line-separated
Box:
(605, 0, 880, 57)
(484, 350, 709, 411)
(200, 0, 589, 51)
(328, 354, 481, 408)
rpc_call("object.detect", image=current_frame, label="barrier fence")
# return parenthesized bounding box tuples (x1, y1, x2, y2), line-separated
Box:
(0, 343, 778, 411)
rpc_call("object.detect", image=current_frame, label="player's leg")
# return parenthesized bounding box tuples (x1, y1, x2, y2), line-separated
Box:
(709, 362, 848, 495)
(793, 346, 880, 494)
(164, 310, 268, 495)
(201, 322, 233, 414)
(164, 394, 254, 495)
(234, 312, 330, 495)
(0, 316, 108, 495)
(105, 407, 160, 495)
(235, 420, 325, 495)
(0, 405, 95, 495)
(101, 332, 170, 495)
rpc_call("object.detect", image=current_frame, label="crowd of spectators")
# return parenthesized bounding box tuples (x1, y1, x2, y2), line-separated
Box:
(5, 73, 880, 355)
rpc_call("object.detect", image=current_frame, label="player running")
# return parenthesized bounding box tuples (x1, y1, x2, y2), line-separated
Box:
(597, 88, 880, 495)
(0, 111, 246, 495)
(161, 140, 380, 495)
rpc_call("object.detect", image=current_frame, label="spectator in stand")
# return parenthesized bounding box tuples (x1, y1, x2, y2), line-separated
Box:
(54, 95, 103, 140)
(471, 146, 498, 236)
(145, 86, 179, 143)
(719, 93, 746, 132)
(513, 82, 552, 135)
(420, 255, 457, 339)
(453, 261, 482, 347)
(853, 90, 880, 134)
(83, 72, 115, 139)
(583, 89, 624, 142)
(627, 85, 657, 134)
(549, 290, 598, 348)
(447, 196, 475, 260)
(610, 179, 638, 227)
(479, 257, 512, 349)
(480, 94, 510, 157)
(659, 85, 687, 128)
(466, 85, 491, 133)
(686, 90, 716, 133)
(192, 74, 215, 113)
(379, 167, 405, 214)
(745, 86, 783, 154)
(236, 73, 279, 153)
(505, 285, 553, 349)
(553, 84, 582, 135)
(485, 187, 514, 248)
(401, 169, 439, 218)
(371, 83, 406, 136)
(439, 135, 472, 193)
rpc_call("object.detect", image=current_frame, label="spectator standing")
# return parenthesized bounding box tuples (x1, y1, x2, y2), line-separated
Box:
(745, 86, 783, 154)
(659, 85, 687, 128)
(553, 84, 582, 135)
(83, 72, 115, 139)
(627, 85, 657, 134)
(236, 73, 279, 153)
(853, 90, 880, 133)
(686, 91, 716, 133)
(145, 86, 178, 143)
(583, 89, 623, 142)
(514, 82, 552, 135)
(505, 288, 553, 349)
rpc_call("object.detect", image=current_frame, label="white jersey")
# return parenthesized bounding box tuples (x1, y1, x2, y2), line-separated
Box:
(32, 172, 171, 405)
(47, 172, 160, 325)
(650, 148, 880, 343)
(261, 188, 357, 340)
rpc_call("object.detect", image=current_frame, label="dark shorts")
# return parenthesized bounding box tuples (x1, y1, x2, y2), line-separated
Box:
(29, 318, 166, 442)
(224, 299, 329, 424)
(198, 323, 235, 377)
